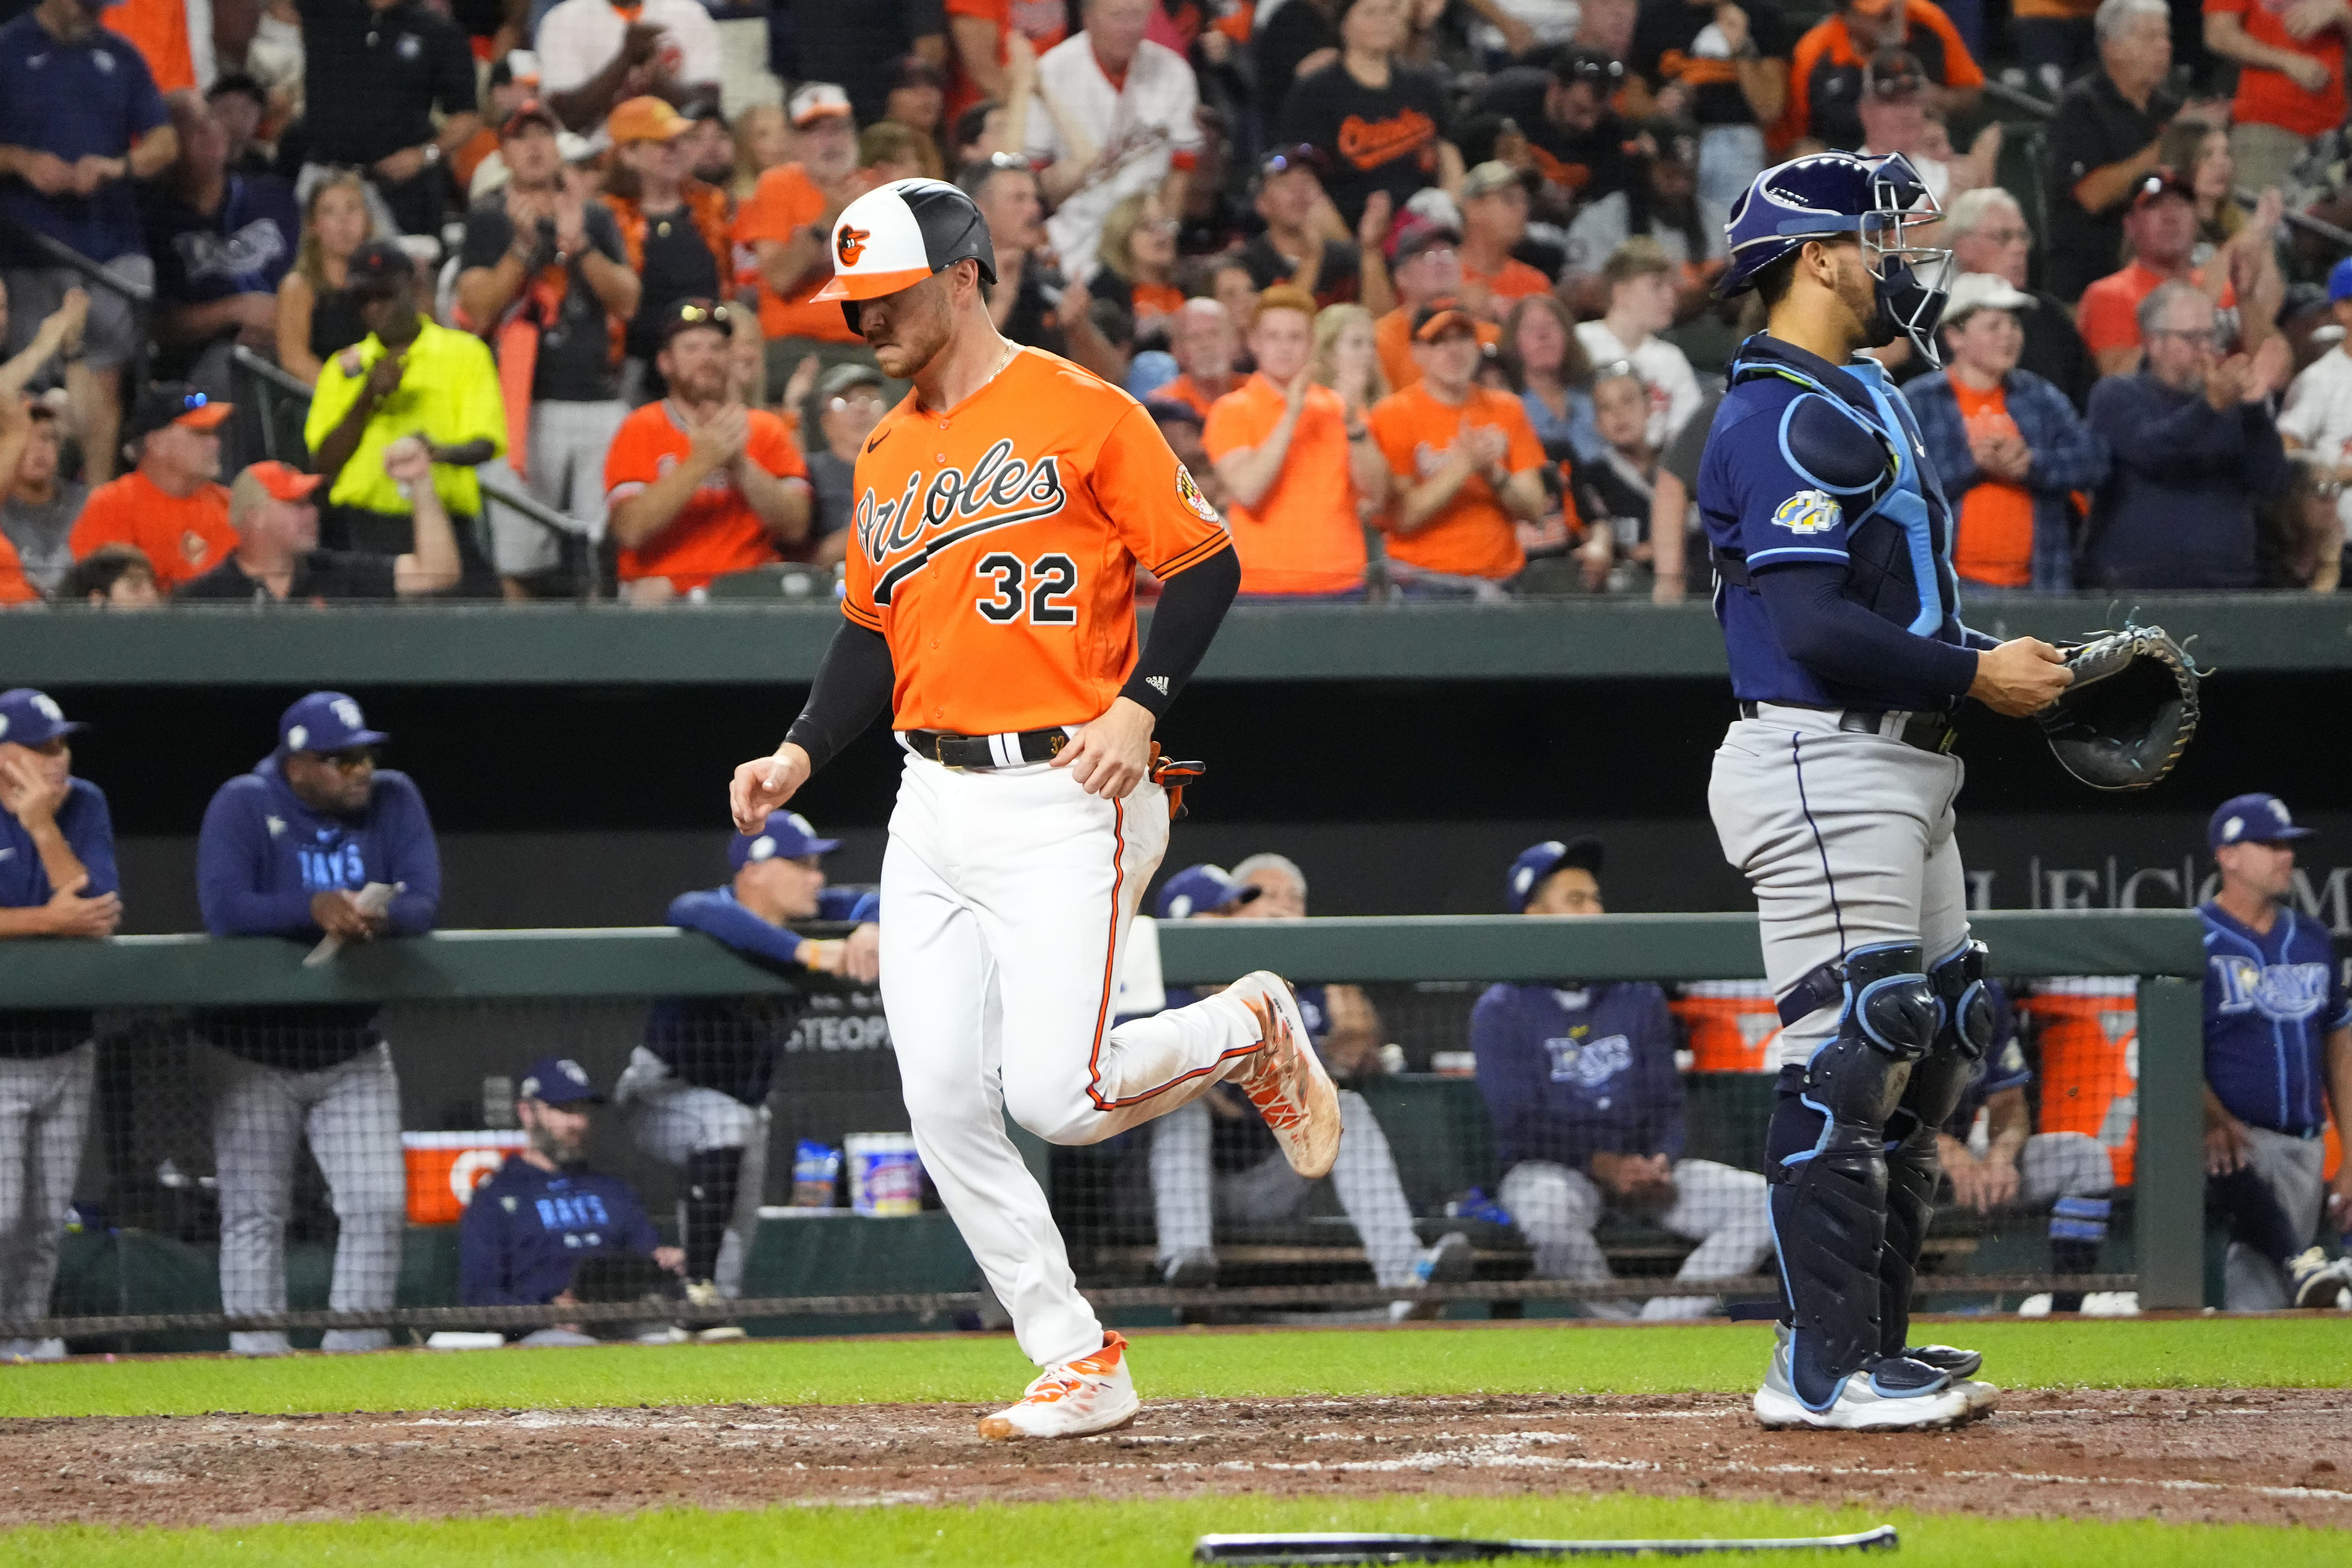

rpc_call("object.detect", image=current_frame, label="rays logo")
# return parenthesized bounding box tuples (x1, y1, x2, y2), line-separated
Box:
(2210, 957, 2331, 1023)
(836, 225, 870, 267)
(1772, 489, 1840, 535)
(855, 439, 1068, 603)
(1542, 1032, 1632, 1088)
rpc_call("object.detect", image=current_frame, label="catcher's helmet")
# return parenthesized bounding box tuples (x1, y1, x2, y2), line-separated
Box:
(1717, 151, 1954, 366)
(814, 178, 996, 329)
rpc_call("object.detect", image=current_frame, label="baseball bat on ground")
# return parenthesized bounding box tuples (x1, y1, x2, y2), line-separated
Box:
(1192, 1525, 1899, 1563)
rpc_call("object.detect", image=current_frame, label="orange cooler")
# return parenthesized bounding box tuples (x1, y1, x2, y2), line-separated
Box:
(403, 1131, 530, 1224)
(1673, 981, 1782, 1072)
(2020, 979, 2138, 1187)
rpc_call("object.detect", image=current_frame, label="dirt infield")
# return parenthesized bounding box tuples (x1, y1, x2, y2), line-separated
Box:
(3, 1389, 2347, 1531)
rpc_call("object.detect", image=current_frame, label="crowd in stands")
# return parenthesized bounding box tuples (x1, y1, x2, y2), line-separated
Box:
(8, 0, 2352, 602)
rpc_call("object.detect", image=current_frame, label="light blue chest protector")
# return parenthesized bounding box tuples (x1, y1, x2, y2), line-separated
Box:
(1732, 351, 1955, 638)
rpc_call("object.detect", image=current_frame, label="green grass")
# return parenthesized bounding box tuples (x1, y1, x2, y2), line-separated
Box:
(5, 1317, 2350, 1421)
(7, 1494, 2350, 1567)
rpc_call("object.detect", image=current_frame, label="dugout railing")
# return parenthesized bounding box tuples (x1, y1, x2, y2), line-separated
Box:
(0, 911, 2203, 1348)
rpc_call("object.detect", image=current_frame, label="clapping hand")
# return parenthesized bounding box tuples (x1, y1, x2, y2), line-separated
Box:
(782, 354, 822, 416)
(689, 403, 750, 476)
(383, 434, 434, 487)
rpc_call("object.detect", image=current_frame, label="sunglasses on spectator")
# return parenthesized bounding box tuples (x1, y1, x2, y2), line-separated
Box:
(1563, 57, 1626, 85)
(674, 303, 735, 327)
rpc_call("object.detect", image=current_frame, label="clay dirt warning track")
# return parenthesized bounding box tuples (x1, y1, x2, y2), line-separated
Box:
(4, 1389, 2347, 1531)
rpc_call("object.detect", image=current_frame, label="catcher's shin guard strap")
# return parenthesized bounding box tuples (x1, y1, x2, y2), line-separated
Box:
(1767, 1080, 1891, 1408)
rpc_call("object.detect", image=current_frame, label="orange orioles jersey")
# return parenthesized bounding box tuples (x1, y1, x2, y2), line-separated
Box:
(843, 346, 1232, 736)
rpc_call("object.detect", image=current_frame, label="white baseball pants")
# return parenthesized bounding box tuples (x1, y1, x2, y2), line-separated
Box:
(880, 751, 1268, 1370)
(209, 1042, 405, 1355)
(1708, 706, 1971, 1066)
(0, 1043, 96, 1332)
(1500, 1157, 1771, 1318)
(1150, 1089, 1426, 1289)
(615, 1045, 771, 1298)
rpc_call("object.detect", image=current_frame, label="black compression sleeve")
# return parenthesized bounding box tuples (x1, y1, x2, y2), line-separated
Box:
(1755, 563, 1979, 700)
(783, 622, 895, 773)
(1121, 544, 1240, 717)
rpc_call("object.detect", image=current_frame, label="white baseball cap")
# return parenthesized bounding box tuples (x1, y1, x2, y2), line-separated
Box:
(1941, 271, 2038, 325)
(788, 82, 854, 128)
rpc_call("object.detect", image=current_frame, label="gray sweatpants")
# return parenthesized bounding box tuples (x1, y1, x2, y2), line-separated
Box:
(614, 1046, 769, 1299)
(2222, 1124, 2328, 1311)
(210, 1042, 405, 1355)
(0, 1043, 96, 1331)
(1708, 705, 1971, 1065)
(487, 398, 628, 577)
(2018, 1130, 2113, 1204)
(1151, 1089, 1426, 1290)
(1500, 1156, 1771, 1319)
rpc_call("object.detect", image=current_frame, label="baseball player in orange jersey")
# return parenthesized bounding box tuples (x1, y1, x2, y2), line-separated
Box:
(728, 179, 1342, 1440)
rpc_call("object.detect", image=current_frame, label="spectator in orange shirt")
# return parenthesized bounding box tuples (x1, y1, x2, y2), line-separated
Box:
(1457, 162, 1552, 323)
(67, 383, 236, 591)
(1367, 301, 1548, 596)
(734, 84, 877, 403)
(1374, 219, 1500, 391)
(1149, 299, 1242, 419)
(1903, 273, 2110, 593)
(2076, 172, 2277, 376)
(2204, 0, 2348, 194)
(0, 531, 35, 605)
(605, 299, 813, 603)
(1780, 0, 1983, 151)
(1204, 285, 1385, 600)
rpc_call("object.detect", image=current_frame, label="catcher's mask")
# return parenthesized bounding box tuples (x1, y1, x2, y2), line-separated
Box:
(1718, 152, 1955, 366)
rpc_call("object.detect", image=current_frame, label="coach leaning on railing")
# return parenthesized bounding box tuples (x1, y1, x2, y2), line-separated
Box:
(0, 687, 120, 1364)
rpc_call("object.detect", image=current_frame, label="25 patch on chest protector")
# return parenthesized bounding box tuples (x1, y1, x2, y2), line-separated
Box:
(1772, 488, 1841, 535)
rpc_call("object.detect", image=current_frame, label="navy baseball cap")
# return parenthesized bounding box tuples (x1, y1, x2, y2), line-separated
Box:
(2330, 255, 2352, 304)
(1507, 835, 1605, 912)
(518, 1056, 602, 1106)
(0, 688, 84, 747)
(2209, 793, 2315, 851)
(279, 691, 390, 754)
(730, 810, 841, 870)
(1156, 864, 1261, 920)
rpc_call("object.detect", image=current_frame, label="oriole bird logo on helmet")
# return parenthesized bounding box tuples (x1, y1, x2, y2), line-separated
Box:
(815, 179, 999, 329)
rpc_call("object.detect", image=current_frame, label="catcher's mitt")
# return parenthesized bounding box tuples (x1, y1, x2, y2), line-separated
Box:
(2035, 624, 2201, 791)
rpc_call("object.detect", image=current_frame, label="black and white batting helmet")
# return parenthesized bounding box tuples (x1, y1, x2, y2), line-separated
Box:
(813, 178, 996, 329)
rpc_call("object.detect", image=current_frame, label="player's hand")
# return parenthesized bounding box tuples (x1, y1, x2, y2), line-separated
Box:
(37, 873, 121, 938)
(1951, 1155, 2019, 1212)
(310, 889, 379, 941)
(1967, 636, 2071, 717)
(731, 743, 811, 832)
(2205, 1112, 2255, 1175)
(843, 921, 881, 984)
(1053, 696, 1155, 799)
(798, 937, 849, 975)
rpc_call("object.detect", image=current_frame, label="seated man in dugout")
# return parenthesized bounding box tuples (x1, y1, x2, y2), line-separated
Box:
(1471, 836, 1771, 1318)
(459, 1056, 686, 1346)
(1145, 863, 1473, 1320)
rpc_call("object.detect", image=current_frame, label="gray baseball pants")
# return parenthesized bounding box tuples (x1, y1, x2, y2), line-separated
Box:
(1500, 1157, 1771, 1318)
(2221, 1124, 2328, 1310)
(615, 1046, 769, 1299)
(0, 1043, 96, 1336)
(1708, 706, 1971, 1066)
(210, 1042, 405, 1355)
(1151, 1089, 1426, 1290)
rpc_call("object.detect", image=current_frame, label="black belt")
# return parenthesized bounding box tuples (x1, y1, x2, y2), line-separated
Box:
(1738, 701, 1956, 756)
(905, 728, 1069, 769)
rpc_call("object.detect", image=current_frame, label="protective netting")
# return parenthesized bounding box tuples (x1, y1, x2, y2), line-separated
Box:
(0, 972, 2143, 1352)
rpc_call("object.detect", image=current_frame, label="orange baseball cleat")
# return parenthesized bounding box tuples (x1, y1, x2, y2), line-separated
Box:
(1227, 971, 1342, 1179)
(977, 1331, 1141, 1440)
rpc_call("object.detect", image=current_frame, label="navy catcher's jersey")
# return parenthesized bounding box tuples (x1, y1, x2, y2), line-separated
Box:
(2200, 900, 2351, 1137)
(1698, 334, 1970, 710)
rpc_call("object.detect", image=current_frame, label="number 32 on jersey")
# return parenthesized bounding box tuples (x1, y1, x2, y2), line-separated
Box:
(975, 552, 1079, 625)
